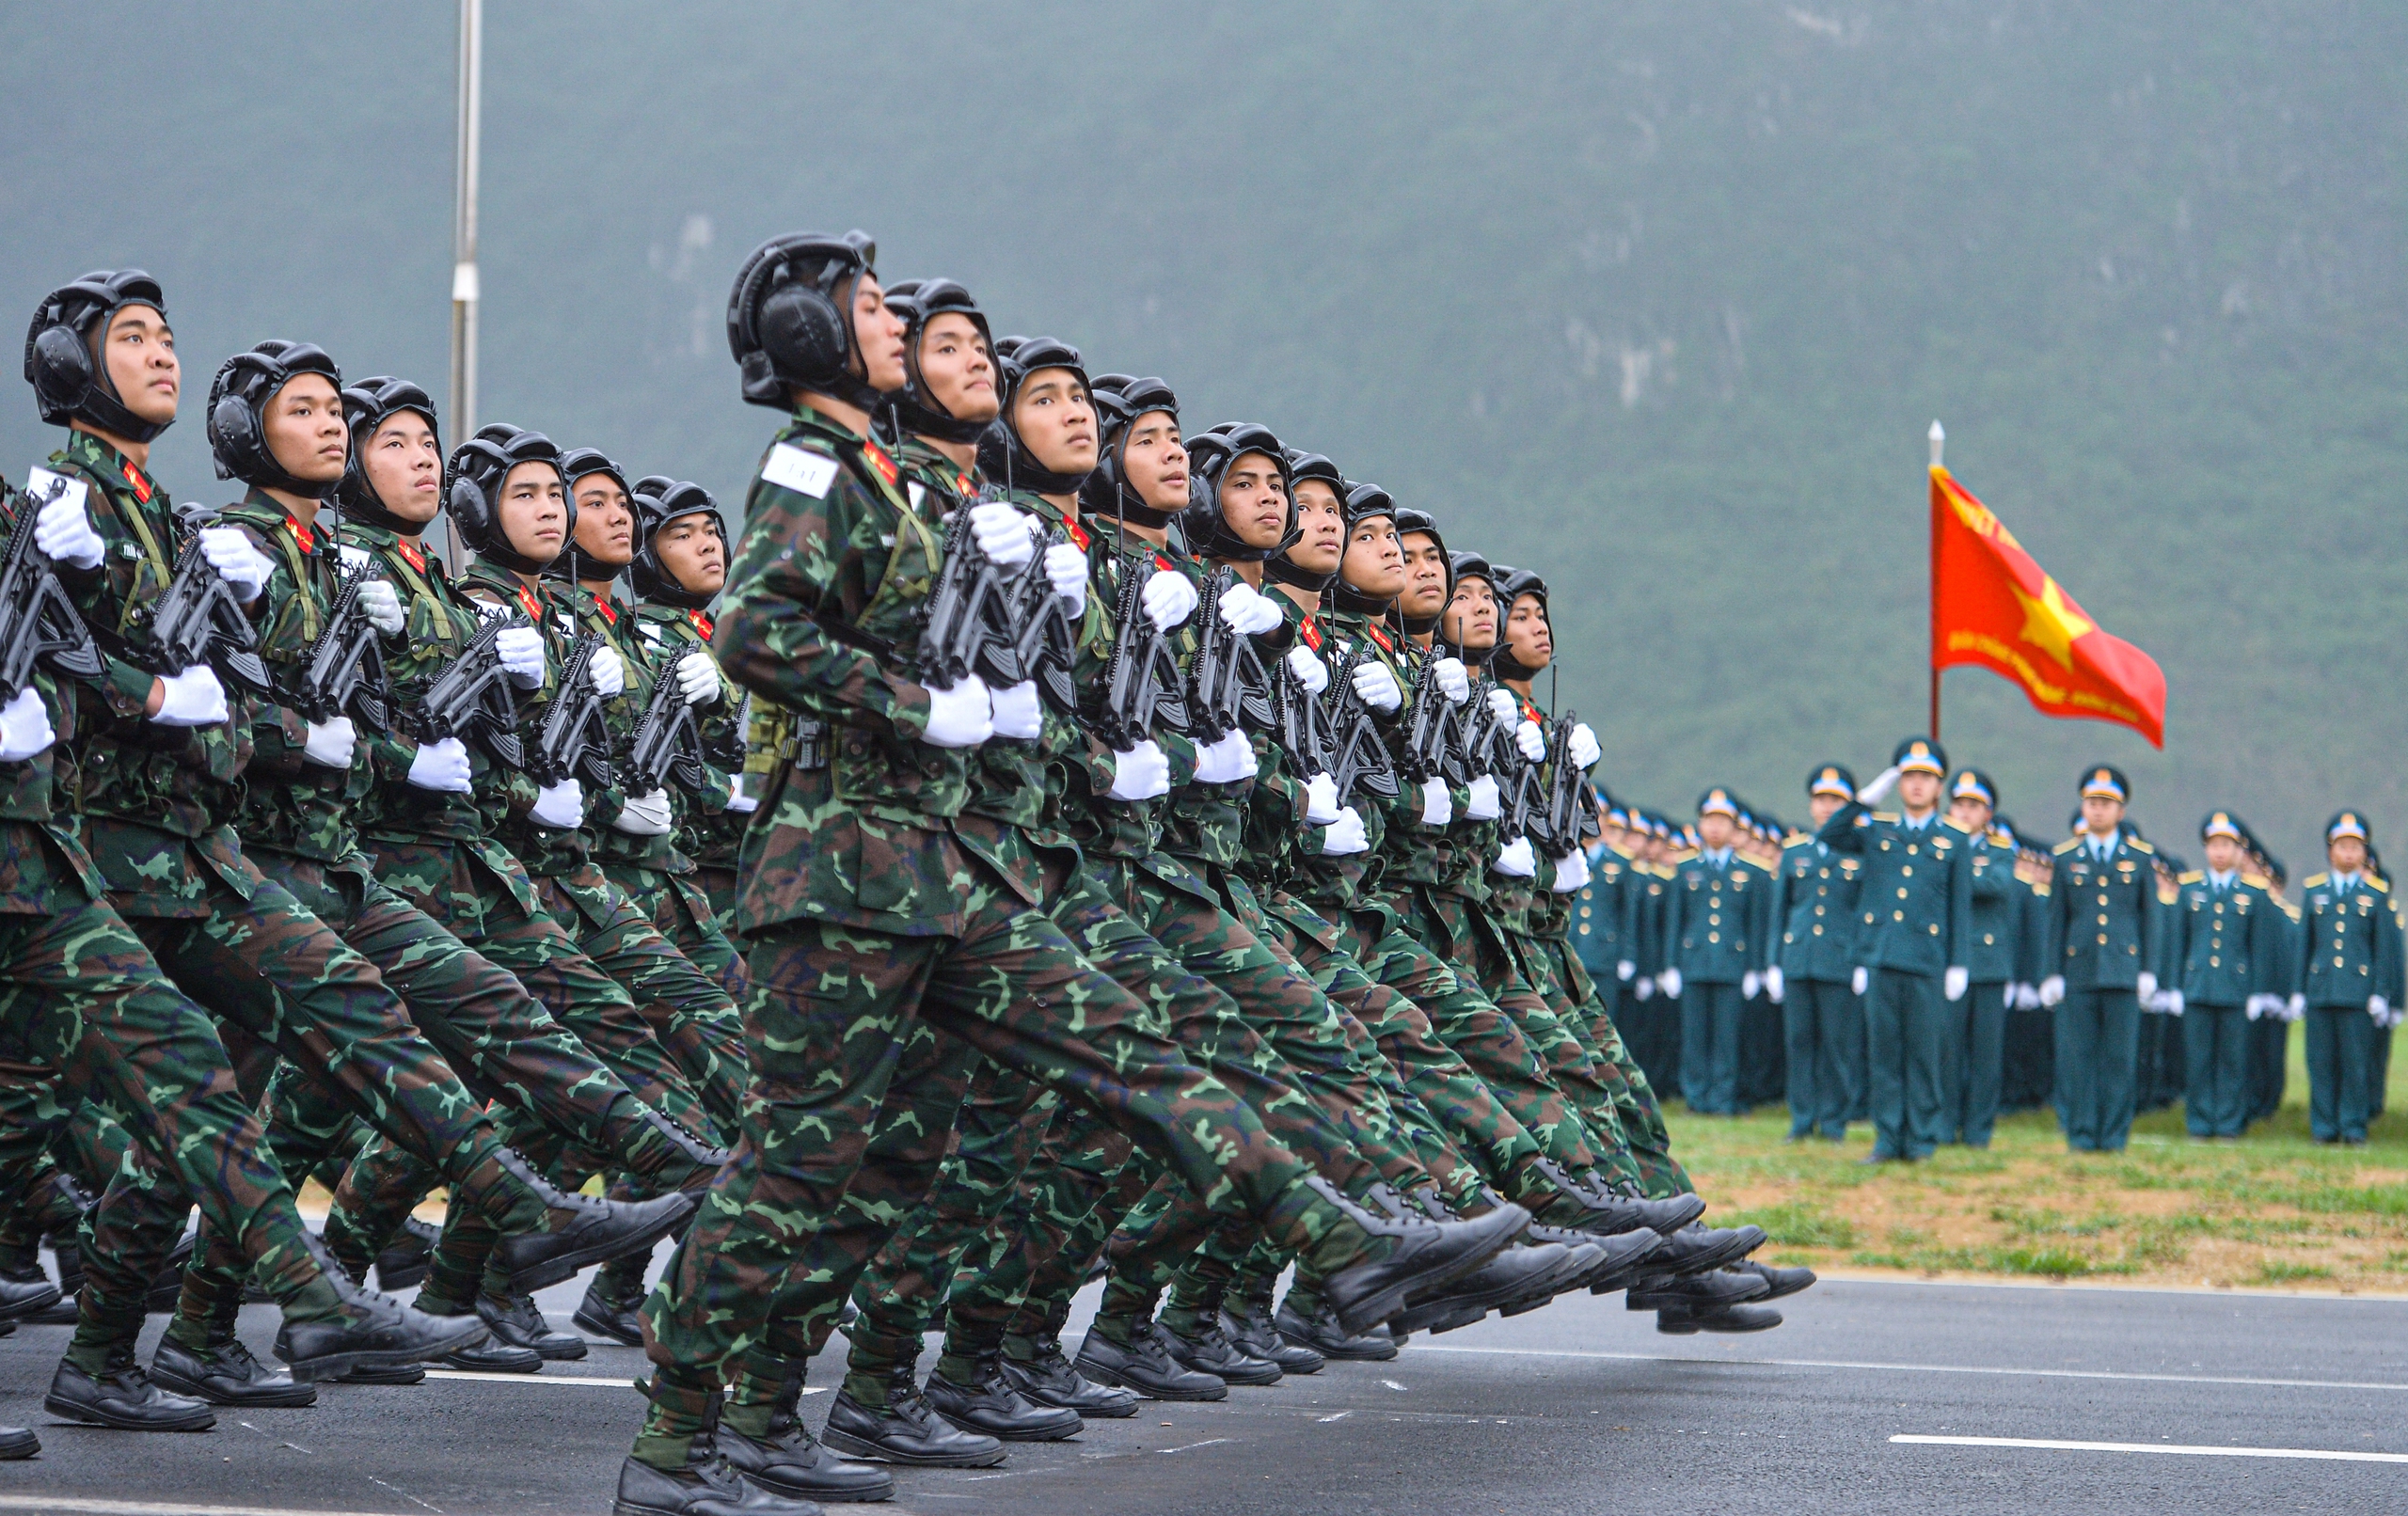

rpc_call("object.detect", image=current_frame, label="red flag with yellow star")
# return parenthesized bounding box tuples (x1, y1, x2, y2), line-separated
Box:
(1930, 465, 2165, 748)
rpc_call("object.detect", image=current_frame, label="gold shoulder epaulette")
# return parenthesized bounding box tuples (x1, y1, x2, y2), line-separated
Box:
(2031, 883, 2051, 897)
(1872, 812, 1900, 824)
(1942, 816, 1973, 835)
(2304, 873, 2330, 889)
(2128, 838, 2155, 855)
(2368, 876, 2389, 894)
(2279, 898, 2302, 921)
(2053, 838, 2083, 856)
(2178, 870, 2204, 884)
(2242, 872, 2273, 891)
(1782, 834, 1815, 849)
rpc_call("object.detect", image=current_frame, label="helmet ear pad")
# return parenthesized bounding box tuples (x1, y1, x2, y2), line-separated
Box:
(447, 471, 494, 545)
(210, 390, 264, 481)
(756, 280, 849, 390)
(29, 324, 93, 416)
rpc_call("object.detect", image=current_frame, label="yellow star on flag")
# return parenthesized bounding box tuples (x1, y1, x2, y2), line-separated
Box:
(2011, 576, 2091, 670)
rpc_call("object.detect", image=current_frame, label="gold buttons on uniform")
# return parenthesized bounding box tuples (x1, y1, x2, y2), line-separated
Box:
(1708, 933, 1719, 943)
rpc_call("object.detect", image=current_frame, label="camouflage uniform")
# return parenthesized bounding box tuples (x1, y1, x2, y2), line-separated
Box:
(625, 600, 750, 999)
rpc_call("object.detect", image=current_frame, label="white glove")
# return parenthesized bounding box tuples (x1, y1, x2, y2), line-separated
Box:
(1492, 836, 1536, 878)
(1320, 807, 1370, 856)
(1218, 581, 1283, 636)
(722, 772, 757, 813)
(2287, 993, 2305, 1020)
(2136, 971, 2158, 1003)
(2016, 983, 2040, 1011)
(1943, 966, 1969, 1003)
(1742, 970, 1762, 1001)
(1617, 959, 1637, 984)
(496, 625, 547, 688)
(1303, 771, 1341, 825)
(1286, 644, 1329, 695)
(405, 736, 474, 793)
(674, 650, 721, 706)
(2370, 996, 2390, 1024)
(611, 786, 674, 837)
(1513, 719, 1545, 762)
(1194, 728, 1255, 784)
(302, 716, 356, 770)
(921, 674, 993, 749)
(2162, 989, 2185, 1017)
(1141, 570, 1197, 630)
(32, 478, 103, 571)
(1484, 688, 1518, 725)
(989, 679, 1042, 740)
(1766, 966, 1785, 1003)
(2039, 975, 2067, 1006)
(1043, 542, 1087, 614)
(356, 577, 405, 635)
(1567, 721, 1600, 769)
(1465, 774, 1502, 820)
(1351, 659, 1402, 713)
(968, 501, 1037, 568)
(1634, 977, 1656, 1001)
(531, 778, 585, 829)
(1659, 967, 1685, 999)
(1105, 739, 1171, 801)
(2243, 993, 2269, 1021)
(1419, 777, 1452, 828)
(1852, 966, 1870, 996)
(1431, 656, 1471, 705)
(0, 687, 55, 763)
(587, 643, 626, 698)
(148, 664, 228, 727)
(198, 525, 274, 602)
(1856, 764, 1902, 806)
(1550, 848, 1588, 893)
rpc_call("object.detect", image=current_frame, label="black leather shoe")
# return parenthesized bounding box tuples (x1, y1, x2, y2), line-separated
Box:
(1391, 1240, 1584, 1334)
(1534, 1163, 1707, 1235)
(440, 1337, 543, 1372)
(925, 1356, 1083, 1441)
(152, 1333, 316, 1407)
(1274, 1300, 1397, 1362)
(0, 1271, 60, 1323)
(718, 1403, 894, 1502)
(478, 1292, 588, 1360)
(0, 1425, 35, 1460)
(274, 1238, 493, 1382)
(1159, 1318, 1281, 1385)
(373, 1217, 440, 1293)
(613, 1445, 820, 1516)
(486, 1150, 698, 1296)
(576, 1276, 648, 1348)
(819, 1379, 1006, 1467)
(1584, 1227, 1672, 1294)
(1734, 1258, 1817, 1299)
(1642, 1224, 1766, 1278)
(1657, 1300, 1783, 1334)
(335, 1363, 426, 1385)
(1073, 1323, 1228, 1401)
(1223, 1304, 1323, 1375)
(1626, 1268, 1771, 1312)
(1316, 1184, 1529, 1336)
(45, 1350, 216, 1431)
(998, 1338, 1139, 1417)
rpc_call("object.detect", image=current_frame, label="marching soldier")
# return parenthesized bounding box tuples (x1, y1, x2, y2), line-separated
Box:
(2039, 766, 2159, 1153)
(1767, 765, 1864, 1142)
(2292, 812, 2400, 1145)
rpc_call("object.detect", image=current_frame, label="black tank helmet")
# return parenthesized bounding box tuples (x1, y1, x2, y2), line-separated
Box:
(881, 277, 993, 446)
(205, 340, 344, 499)
(1268, 449, 1344, 592)
(973, 336, 1092, 497)
(1080, 374, 1182, 529)
(337, 376, 441, 533)
(549, 447, 635, 585)
(629, 477, 726, 610)
(1392, 506, 1450, 636)
(725, 229, 883, 412)
(1444, 549, 1500, 659)
(1179, 422, 1299, 563)
(446, 424, 572, 575)
(24, 269, 174, 442)
(1488, 563, 1552, 680)
(1328, 481, 1398, 616)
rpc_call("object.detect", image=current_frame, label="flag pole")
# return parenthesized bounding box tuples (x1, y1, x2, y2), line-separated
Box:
(446, 0, 483, 573)
(1927, 419, 1944, 740)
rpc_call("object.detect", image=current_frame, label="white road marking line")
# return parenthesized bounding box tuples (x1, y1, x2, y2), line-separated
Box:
(1158, 1438, 1232, 1454)
(0, 1499, 420, 1516)
(1406, 1344, 2408, 1393)
(1317, 1411, 1352, 1422)
(1893, 1434, 2408, 1463)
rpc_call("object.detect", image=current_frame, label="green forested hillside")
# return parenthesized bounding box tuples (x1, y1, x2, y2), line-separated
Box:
(2, 2, 2400, 868)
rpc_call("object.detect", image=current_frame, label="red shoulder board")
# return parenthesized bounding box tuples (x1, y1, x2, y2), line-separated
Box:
(689, 609, 714, 640)
(860, 440, 899, 487)
(1064, 517, 1091, 552)
(955, 471, 974, 497)
(1518, 695, 1541, 723)
(1365, 622, 1394, 654)
(594, 597, 618, 625)
(1299, 615, 1323, 651)
(122, 460, 151, 504)
(397, 539, 426, 573)
(515, 585, 543, 622)
(1152, 553, 1174, 573)
(285, 514, 313, 552)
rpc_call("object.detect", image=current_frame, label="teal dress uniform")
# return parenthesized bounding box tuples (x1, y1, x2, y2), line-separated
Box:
(1816, 801, 1972, 1161)
(1769, 833, 1863, 1139)
(2049, 828, 2160, 1152)
(2168, 867, 2280, 1138)
(1664, 841, 1772, 1113)
(1944, 824, 2020, 1147)
(2001, 864, 2054, 1112)
(2294, 868, 2400, 1144)
(1625, 858, 1680, 1092)
(2249, 887, 2302, 1125)
(1571, 844, 1639, 1039)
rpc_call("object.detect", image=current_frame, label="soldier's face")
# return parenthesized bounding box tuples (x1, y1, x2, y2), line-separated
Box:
(1809, 792, 1845, 826)
(850, 275, 908, 392)
(1339, 515, 1406, 600)
(1218, 451, 1289, 551)
(1948, 797, 1991, 831)
(1442, 576, 1496, 649)
(497, 462, 567, 563)
(1897, 771, 1941, 812)
(1699, 813, 1735, 849)
(916, 313, 997, 423)
(1118, 410, 1188, 513)
(1398, 532, 1448, 618)
(2204, 835, 2242, 873)
(2082, 795, 2125, 833)
(98, 304, 180, 428)
(2329, 836, 2368, 873)
(656, 515, 726, 596)
(1503, 592, 1550, 670)
(362, 411, 442, 525)
(1013, 368, 1097, 476)
(261, 373, 347, 486)
(1286, 479, 1344, 576)
(572, 474, 635, 569)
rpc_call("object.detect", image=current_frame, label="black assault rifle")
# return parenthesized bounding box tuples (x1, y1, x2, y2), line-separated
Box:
(412, 610, 528, 772)
(1320, 636, 1401, 809)
(623, 667, 708, 796)
(529, 633, 617, 790)
(1185, 566, 1275, 745)
(0, 478, 104, 701)
(1091, 552, 1190, 750)
(135, 528, 273, 696)
(918, 504, 1022, 690)
(1400, 641, 1462, 784)
(1543, 710, 1603, 850)
(993, 523, 1079, 718)
(280, 561, 392, 734)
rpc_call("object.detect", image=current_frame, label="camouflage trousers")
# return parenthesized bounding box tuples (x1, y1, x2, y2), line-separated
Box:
(609, 861, 750, 1005)
(0, 893, 337, 1361)
(1523, 930, 1690, 1199)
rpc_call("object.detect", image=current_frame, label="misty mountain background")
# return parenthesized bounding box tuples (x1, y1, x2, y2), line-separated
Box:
(4, 1, 2400, 877)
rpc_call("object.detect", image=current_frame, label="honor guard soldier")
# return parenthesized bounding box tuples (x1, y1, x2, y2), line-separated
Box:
(1766, 765, 1864, 1142)
(1814, 738, 1971, 1162)
(1661, 788, 1772, 1115)
(1943, 769, 2018, 1147)
(2167, 813, 2283, 1139)
(2292, 812, 2401, 1145)
(2039, 766, 2159, 1152)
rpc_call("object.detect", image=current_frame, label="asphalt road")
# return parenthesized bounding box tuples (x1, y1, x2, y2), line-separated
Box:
(0, 1269, 2401, 1515)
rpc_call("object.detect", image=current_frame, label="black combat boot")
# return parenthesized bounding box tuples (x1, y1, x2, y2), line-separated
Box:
(477, 1291, 588, 1360)
(998, 1332, 1139, 1417)
(924, 1352, 1083, 1441)
(153, 1325, 317, 1407)
(1073, 1320, 1228, 1401)
(473, 1148, 697, 1296)
(46, 1347, 217, 1431)
(818, 1367, 1007, 1468)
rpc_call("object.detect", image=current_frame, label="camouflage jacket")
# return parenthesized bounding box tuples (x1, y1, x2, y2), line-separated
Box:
(629, 601, 741, 873)
(1312, 605, 1413, 910)
(0, 488, 107, 914)
(555, 577, 694, 876)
